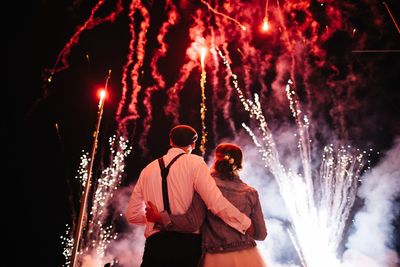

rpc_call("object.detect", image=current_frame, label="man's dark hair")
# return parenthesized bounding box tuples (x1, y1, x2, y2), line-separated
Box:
(170, 125, 198, 147)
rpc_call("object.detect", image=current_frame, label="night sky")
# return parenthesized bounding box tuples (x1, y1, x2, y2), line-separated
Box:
(5, 1, 400, 266)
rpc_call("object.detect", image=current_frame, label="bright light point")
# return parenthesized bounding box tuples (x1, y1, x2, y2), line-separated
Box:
(262, 18, 270, 32)
(98, 89, 106, 99)
(200, 47, 207, 68)
(241, 26, 246, 31)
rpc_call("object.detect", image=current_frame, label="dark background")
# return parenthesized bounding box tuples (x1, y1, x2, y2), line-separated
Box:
(4, 1, 400, 266)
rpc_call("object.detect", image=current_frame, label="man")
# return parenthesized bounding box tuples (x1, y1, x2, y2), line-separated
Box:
(126, 124, 251, 267)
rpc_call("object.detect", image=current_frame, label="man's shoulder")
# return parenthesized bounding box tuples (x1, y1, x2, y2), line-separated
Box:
(141, 158, 160, 172)
(141, 153, 205, 171)
(182, 153, 206, 164)
(186, 153, 203, 160)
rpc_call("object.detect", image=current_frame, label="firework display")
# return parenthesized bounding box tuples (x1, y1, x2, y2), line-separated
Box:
(27, 1, 400, 266)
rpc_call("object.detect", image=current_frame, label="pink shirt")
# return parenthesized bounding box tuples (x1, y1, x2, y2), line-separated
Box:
(125, 147, 251, 238)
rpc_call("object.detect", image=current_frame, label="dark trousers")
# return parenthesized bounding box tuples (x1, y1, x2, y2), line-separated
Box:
(140, 231, 202, 267)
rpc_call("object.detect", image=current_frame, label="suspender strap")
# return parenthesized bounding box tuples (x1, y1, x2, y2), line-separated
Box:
(158, 153, 185, 214)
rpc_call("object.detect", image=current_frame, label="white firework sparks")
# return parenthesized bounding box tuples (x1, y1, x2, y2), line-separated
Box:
(218, 49, 371, 267)
(62, 135, 132, 267)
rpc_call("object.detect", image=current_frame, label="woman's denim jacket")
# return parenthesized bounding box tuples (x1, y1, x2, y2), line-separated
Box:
(160, 172, 267, 253)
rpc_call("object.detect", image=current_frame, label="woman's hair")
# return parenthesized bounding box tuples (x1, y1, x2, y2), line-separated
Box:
(212, 143, 243, 180)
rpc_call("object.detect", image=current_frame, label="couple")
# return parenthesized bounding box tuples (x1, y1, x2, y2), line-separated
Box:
(126, 125, 267, 267)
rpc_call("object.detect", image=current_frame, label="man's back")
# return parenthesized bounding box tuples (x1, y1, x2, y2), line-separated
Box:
(127, 147, 208, 237)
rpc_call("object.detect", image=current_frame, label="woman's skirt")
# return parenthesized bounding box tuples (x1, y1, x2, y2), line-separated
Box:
(202, 247, 267, 267)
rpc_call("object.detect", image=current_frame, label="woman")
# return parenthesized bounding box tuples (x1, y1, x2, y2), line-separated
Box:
(146, 143, 268, 267)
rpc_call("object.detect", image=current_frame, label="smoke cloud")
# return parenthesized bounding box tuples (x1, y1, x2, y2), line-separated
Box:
(343, 137, 400, 267)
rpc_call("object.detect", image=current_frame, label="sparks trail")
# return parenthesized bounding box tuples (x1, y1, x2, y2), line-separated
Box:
(116, 0, 151, 143)
(139, 0, 180, 154)
(163, 13, 207, 128)
(200, 0, 247, 31)
(115, 0, 139, 137)
(199, 47, 208, 156)
(127, 3, 150, 122)
(352, 49, 400, 53)
(46, 0, 123, 82)
(207, 37, 221, 143)
(383, 1, 400, 34)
